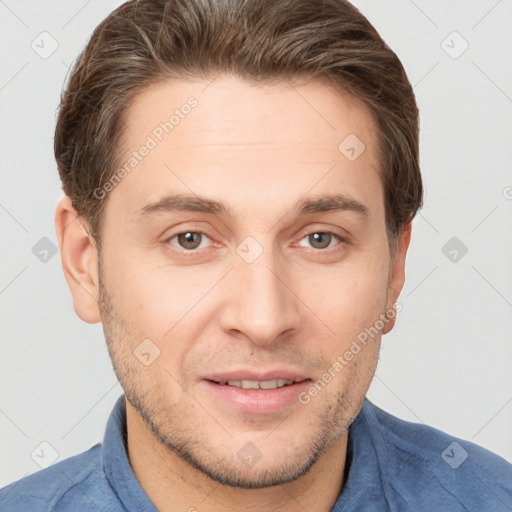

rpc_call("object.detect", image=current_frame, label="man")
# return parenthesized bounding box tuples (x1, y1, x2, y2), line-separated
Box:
(1, 0, 511, 510)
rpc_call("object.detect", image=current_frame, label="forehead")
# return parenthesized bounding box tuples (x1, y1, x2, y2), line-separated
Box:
(106, 76, 383, 227)
(121, 76, 377, 150)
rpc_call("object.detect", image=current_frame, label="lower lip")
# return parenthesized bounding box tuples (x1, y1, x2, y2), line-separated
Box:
(200, 379, 312, 415)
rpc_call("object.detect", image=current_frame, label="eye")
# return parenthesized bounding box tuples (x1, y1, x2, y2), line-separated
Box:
(297, 231, 343, 250)
(166, 231, 212, 251)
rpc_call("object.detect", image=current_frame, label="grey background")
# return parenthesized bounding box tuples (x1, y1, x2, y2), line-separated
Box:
(1, 0, 511, 487)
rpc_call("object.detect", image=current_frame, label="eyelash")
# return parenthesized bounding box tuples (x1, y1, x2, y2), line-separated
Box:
(164, 229, 348, 253)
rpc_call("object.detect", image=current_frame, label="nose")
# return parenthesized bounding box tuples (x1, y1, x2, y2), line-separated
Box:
(218, 247, 302, 347)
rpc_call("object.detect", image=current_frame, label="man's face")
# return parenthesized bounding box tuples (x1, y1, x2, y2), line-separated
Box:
(96, 76, 406, 488)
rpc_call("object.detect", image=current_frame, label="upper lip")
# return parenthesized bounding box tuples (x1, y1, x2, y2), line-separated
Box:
(203, 368, 311, 383)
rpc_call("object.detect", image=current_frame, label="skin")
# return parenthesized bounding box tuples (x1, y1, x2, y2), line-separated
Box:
(55, 76, 411, 512)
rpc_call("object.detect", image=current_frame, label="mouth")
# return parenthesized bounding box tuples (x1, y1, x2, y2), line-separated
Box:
(200, 370, 313, 415)
(212, 378, 309, 390)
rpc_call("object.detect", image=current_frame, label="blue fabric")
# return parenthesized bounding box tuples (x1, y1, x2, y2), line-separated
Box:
(1, 395, 511, 511)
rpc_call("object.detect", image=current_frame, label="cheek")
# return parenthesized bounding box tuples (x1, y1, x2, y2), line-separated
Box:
(107, 254, 219, 340)
(302, 251, 390, 335)
(293, 264, 389, 393)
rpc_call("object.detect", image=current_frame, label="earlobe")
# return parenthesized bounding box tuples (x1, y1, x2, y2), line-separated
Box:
(55, 196, 102, 324)
(382, 222, 412, 335)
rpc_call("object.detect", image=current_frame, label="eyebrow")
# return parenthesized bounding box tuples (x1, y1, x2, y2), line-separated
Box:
(135, 193, 370, 221)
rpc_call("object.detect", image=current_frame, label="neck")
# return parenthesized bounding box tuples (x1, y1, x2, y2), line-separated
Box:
(125, 399, 349, 512)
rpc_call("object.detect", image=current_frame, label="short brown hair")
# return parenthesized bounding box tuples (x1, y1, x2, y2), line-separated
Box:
(55, 0, 422, 249)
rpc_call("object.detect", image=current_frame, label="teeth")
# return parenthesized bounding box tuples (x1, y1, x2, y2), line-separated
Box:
(225, 379, 294, 390)
(260, 379, 291, 389)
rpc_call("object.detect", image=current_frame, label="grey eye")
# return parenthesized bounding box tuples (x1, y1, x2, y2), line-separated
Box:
(298, 232, 341, 250)
(309, 232, 332, 249)
(175, 232, 205, 250)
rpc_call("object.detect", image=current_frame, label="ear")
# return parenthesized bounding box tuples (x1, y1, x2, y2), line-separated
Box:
(55, 196, 101, 324)
(382, 222, 412, 335)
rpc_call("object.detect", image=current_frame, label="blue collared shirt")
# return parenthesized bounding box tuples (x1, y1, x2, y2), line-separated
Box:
(1, 395, 512, 511)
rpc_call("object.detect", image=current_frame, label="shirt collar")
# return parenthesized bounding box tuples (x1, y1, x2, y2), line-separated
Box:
(101, 395, 158, 512)
(330, 399, 386, 510)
